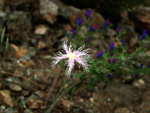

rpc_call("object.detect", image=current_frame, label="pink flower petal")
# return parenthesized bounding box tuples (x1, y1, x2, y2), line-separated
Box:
(52, 54, 67, 66)
(75, 57, 89, 69)
(67, 59, 75, 76)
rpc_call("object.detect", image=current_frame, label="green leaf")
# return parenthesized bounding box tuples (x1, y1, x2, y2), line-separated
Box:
(89, 58, 93, 63)
(95, 68, 100, 74)
(72, 73, 83, 78)
(69, 87, 76, 95)
(5, 36, 9, 52)
(1, 28, 5, 44)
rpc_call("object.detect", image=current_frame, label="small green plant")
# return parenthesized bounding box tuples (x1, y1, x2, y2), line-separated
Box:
(46, 10, 150, 112)
(0, 28, 9, 77)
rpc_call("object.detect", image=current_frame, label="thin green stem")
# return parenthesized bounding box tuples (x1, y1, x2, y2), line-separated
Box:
(45, 67, 68, 113)
(0, 37, 9, 77)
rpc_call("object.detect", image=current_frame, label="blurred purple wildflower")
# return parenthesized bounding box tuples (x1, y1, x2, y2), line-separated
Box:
(85, 10, 92, 18)
(137, 30, 147, 40)
(109, 42, 115, 51)
(89, 26, 94, 31)
(96, 51, 104, 58)
(70, 28, 76, 35)
(138, 35, 141, 40)
(76, 18, 82, 25)
(116, 27, 120, 34)
(89, 25, 98, 32)
(148, 64, 150, 68)
(140, 63, 143, 68)
(93, 25, 98, 29)
(141, 30, 147, 39)
(121, 39, 126, 46)
(134, 59, 138, 62)
(104, 22, 107, 28)
(136, 74, 140, 77)
(108, 59, 111, 63)
(104, 19, 110, 28)
(107, 74, 111, 78)
(112, 58, 117, 63)
(85, 37, 90, 43)
(106, 19, 110, 25)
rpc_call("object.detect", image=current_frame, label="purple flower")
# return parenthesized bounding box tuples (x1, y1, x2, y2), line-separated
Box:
(148, 64, 150, 68)
(116, 27, 120, 34)
(140, 63, 143, 68)
(96, 51, 104, 58)
(106, 19, 110, 25)
(104, 19, 110, 28)
(112, 58, 117, 63)
(89, 25, 98, 32)
(52, 40, 90, 77)
(85, 10, 92, 18)
(70, 28, 76, 35)
(141, 30, 147, 39)
(76, 18, 82, 25)
(136, 74, 140, 77)
(85, 37, 90, 43)
(108, 59, 111, 63)
(134, 59, 138, 62)
(138, 35, 141, 40)
(93, 25, 98, 29)
(89, 26, 94, 31)
(104, 22, 107, 28)
(107, 74, 111, 78)
(109, 42, 115, 51)
(121, 39, 125, 46)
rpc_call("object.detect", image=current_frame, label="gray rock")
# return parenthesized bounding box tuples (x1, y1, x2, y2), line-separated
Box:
(9, 84, 22, 91)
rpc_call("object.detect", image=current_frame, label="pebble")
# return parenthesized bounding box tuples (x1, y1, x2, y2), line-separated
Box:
(133, 79, 145, 88)
(10, 84, 22, 91)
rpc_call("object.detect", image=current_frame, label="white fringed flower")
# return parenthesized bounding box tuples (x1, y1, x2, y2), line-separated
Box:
(52, 41, 90, 77)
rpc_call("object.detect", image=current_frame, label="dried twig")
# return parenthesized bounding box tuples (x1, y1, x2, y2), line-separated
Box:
(44, 73, 60, 105)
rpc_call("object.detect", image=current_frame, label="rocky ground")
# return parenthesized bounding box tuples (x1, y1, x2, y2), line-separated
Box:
(0, 0, 150, 113)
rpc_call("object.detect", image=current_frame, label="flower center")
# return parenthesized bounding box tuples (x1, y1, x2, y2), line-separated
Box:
(67, 53, 76, 59)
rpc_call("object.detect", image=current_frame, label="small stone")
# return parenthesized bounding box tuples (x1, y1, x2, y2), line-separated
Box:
(107, 98, 111, 102)
(5, 44, 19, 60)
(80, 98, 84, 103)
(89, 97, 94, 103)
(40, 0, 59, 24)
(5, 78, 13, 82)
(27, 97, 44, 109)
(34, 25, 48, 35)
(0, 90, 14, 107)
(115, 107, 130, 113)
(37, 41, 47, 49)
(138, 79, 145, 86)
(43, 55, 51, 59)
(0, 105, 6, 110)
(133, 79, 145, 88)
(62, 99, 72, 108)
(10, 84, 22, 92)
(34, 91, 47, 98)
(24, 109, 33, 113)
